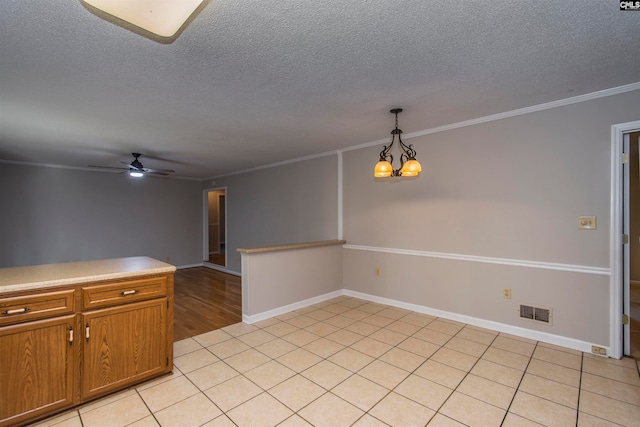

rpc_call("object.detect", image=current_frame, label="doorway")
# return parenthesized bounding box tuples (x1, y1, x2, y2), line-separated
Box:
(613, 122, 640, 359)
(204, 188, 226, 267)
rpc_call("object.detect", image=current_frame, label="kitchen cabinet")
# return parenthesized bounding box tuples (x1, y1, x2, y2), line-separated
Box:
(0, 257, 175, 427)
(82, 298, 168, 399)
(0, 315, 76, 427)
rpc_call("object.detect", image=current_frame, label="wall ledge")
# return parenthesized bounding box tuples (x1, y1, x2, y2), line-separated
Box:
(237, 239, 346, 254)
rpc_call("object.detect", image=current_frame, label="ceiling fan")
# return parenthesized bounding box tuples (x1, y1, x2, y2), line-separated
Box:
(89, 153, 175, 177)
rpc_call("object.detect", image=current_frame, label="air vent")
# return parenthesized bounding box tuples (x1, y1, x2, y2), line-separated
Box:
(519, 304, 552, 325)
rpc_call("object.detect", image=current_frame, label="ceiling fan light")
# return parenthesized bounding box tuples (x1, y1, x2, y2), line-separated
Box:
(374, 160, 393, 177)
(83, 0, 205, 38)
(129, 169, 144, 178)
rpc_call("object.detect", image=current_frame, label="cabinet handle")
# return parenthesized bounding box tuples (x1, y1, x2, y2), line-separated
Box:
(2, 307, 30, 315)
(121, 290, 138, 296)
(85, 323, 90, 340)
(69, 327, 74, 343)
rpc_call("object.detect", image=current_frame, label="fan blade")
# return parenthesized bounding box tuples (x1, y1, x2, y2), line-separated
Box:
(89, 165, 128, 171)
(143, 172, 170, 179)
(145, 167, 175, 174)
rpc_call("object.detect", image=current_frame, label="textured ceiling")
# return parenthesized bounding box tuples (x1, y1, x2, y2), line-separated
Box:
(0, 0, 639, 179)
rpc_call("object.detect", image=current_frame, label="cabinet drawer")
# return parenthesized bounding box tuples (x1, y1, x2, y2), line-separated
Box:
(0, 289, 76, 326)
(82, 276, 167, 310)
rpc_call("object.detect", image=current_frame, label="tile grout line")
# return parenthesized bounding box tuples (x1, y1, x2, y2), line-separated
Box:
(575, 352, 584, 427)
(132, 387, 161, 427)
(499, 341, 538, 427)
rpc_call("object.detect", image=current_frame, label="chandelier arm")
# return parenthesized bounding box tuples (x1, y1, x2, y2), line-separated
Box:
(379, 144, 392, 160)
(398, 136, 418, 160)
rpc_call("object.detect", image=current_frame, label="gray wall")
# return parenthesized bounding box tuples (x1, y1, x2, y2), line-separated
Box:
(0, 163, 203, 268)
(342, 89, 640, 345)
(205, 154, 339, 273)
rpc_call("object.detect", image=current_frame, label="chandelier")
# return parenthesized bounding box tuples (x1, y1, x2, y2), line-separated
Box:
(374, 108, 422, 178)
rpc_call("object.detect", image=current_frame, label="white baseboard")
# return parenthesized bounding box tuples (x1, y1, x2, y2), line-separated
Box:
(203, 262, 241, 276)
(176, 263, 205, 269)
(243, 290, 344, 324)
(174, 262, 241, 277)
(343, 289, 607, 356)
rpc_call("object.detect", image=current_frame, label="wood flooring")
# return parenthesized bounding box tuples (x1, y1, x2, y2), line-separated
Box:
(173, 267, 241, 341)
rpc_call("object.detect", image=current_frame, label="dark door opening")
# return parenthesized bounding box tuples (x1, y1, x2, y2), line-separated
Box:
(206, 189, 226, 267)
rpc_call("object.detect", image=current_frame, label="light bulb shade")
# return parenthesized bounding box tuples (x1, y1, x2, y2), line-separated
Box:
(83, 0, 205, 38)
(400, 159, 422, 175)
(129, 169, 144, 177)
(374, 160, 393, 177)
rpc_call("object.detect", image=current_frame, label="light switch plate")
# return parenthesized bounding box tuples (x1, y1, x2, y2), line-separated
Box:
(578, 216, 596, 230)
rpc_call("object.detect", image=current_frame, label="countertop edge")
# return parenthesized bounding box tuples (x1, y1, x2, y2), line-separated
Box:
(0, 257, 177, 294)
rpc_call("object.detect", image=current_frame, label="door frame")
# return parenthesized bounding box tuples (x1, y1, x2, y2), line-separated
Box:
(610, 120, 640, 358)
(202, 187, 227, 265)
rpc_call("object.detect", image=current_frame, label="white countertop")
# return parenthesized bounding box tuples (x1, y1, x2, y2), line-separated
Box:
(0, 256, 176, 294)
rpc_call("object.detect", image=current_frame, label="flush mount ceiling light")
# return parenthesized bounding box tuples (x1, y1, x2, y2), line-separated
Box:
(374, 108, 422, 178)
(82, 0, 205, 38)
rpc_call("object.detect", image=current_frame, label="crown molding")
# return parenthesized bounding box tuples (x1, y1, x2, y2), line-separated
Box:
(343, 81, 640, 153)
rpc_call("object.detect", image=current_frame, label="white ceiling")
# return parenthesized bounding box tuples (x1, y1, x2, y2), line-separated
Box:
(1, 1, 639, 179)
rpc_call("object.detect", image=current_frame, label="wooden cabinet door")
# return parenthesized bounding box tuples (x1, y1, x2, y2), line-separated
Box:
(82, 298, 169, 400)
(0, 315, 76, 427)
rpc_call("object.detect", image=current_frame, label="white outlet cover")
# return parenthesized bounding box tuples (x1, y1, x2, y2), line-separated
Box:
(83, 0, 204, 37)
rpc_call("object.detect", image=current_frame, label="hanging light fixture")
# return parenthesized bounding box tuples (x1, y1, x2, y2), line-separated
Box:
(374, 108, 422, 178)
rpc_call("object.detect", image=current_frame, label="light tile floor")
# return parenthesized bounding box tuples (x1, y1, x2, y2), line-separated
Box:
(33, 296, 640, 427)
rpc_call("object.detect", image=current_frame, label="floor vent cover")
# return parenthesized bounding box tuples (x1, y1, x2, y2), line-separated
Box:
(519, 304, 552, 324)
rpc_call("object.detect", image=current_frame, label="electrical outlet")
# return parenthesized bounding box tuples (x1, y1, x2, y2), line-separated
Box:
(591, 346, 607, 356)
(375, 268, 380, 277)
(578, 216, 596, 230)
(503, 288, 511, 299)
